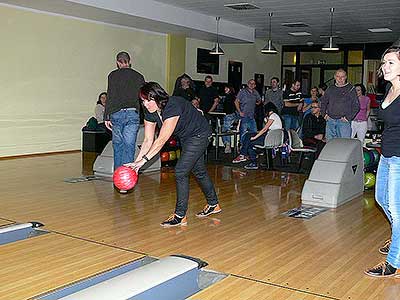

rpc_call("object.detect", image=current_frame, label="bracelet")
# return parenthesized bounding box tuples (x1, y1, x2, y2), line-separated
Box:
(142, 155, 150, 162)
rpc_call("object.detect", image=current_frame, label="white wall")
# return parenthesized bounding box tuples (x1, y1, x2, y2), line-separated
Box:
(0, 5, 166, 157)
(185, 38, 281, 85)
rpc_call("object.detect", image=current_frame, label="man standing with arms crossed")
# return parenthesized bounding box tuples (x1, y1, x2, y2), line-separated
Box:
(235, 79, 261, 144)
(104, 51, 145, 193)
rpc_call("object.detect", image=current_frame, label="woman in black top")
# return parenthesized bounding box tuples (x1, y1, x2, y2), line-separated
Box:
(129, 82, 221, 227)
(365, 44, 400, 278)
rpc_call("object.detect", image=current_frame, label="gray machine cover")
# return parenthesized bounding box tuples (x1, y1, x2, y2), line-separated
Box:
(301, 138, 364, 208)
(93, 125, 161, 177)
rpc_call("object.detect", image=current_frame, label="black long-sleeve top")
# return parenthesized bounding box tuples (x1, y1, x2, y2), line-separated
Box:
(104, 68, 145, 120)
(379, 91, 400, 157)
(302, 113, 326, 139)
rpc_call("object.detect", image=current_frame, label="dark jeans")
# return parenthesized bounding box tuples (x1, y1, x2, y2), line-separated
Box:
(175, 134, 218, 217)
(240, 132, 267, 163)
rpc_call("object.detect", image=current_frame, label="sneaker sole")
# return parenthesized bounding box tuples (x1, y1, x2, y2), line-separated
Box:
(364, 271, 400, 278)
(160, 221, 187, 228)
(196, 208, 222, 218)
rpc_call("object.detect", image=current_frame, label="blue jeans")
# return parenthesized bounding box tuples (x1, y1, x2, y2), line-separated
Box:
(175, 134, 218, 217)
(239, 116, 257, 144)
(222, 112, 239, 145)
(375, 155, 400, 268)
(110, 109, 140, 170)
(326, 118, 351, 141)
(282, 114, 299, 131)
(240, 132, 266, 163)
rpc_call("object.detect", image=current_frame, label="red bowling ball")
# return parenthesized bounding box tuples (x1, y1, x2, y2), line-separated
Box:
(113, 166, 138, 191)
(169, 139, 177, 147)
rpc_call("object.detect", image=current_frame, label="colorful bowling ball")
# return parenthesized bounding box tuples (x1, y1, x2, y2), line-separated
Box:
(169, 151, 176, 160)
(364, 172, 376, 189)
(169, 139, 177, 147)
(113, 166, 138, 191)
(175, 149, 181, 159)
(160, 152, 170, 162)
(363, 151, 371, 166)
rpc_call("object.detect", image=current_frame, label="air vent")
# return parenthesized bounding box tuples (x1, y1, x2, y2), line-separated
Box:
(281, 22, 309, 28)
(224, 3, 260, 10)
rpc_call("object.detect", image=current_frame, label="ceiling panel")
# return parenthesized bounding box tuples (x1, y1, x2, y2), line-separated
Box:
(156, 0, 400, 44)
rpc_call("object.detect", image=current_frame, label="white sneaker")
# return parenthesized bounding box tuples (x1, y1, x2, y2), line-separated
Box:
(224, 144, 231, 154)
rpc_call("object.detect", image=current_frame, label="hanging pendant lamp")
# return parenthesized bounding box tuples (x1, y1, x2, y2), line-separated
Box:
(261, 12, 278, 54)
(322, 8, 339, 51)
(210, 17, 224, 55)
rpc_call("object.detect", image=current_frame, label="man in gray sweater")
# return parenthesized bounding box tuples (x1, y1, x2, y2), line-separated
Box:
(320, 69, 359, 140)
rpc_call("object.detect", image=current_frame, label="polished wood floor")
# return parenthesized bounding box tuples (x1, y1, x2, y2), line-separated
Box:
(0, 152, 397, 300)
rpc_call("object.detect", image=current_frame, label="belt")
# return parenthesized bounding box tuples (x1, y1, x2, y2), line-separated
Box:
(121, 108, 137, 111)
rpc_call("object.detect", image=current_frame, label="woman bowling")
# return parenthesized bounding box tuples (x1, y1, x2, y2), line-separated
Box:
(128, 82, 221, 227)
(365, 42, 400, 278)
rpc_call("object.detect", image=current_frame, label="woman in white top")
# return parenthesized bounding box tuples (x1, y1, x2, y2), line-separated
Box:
(95, 92, 107, 123)
(232, 102, 282, 169)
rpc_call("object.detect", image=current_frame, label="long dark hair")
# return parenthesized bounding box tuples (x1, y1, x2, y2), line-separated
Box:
(378, 45, 400, 78)
(354, 83, 366, 96)
(96, 92, 107, 105)
(139, 82, 170, 110)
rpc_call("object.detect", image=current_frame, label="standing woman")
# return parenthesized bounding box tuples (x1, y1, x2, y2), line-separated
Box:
(351, 84, 370, 144)
(129, 82, 221, 227)
(365, 44, 400, 277)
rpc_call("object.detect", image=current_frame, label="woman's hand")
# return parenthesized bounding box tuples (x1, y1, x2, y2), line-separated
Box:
(105, 120, 113, 131)
(125, 159, 146, 172)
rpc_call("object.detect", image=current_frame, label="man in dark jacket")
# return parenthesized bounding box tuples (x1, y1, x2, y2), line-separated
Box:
(320, 69, 359, 140)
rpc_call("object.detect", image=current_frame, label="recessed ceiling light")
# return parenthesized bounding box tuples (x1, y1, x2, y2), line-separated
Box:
(288, 32, 312, 36)
(224, 3, 260, 10)
(281, 22, 309, 28)
(368, 28, 392, 33)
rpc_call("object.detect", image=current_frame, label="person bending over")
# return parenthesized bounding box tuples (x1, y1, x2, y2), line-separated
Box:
(232, 102, 282, 169)
(128, 82, 221, 227)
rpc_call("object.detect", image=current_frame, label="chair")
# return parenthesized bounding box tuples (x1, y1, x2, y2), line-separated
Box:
(253, 129, 285, 169)
(287, 129, 317, 172)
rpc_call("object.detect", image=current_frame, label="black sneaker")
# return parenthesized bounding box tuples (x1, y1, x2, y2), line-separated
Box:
(196, 204, 222, 218)
(244, 162, 258, 170)
(365, 261, 400, 278)
(379, 239, 391, 255)
(160, 214, 187, 227)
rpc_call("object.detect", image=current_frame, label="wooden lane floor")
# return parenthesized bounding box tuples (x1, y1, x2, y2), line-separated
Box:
(189, 276, 334, 300)
(0, 233, 143, 300)
(0, 152, 397, 299)
(0, 219, 13, 227)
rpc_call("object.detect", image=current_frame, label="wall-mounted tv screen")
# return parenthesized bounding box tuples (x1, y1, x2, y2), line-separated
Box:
(197, 48, 219, 75)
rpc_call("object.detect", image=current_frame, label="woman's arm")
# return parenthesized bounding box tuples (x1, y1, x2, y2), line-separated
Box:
(134, 120, 157, 162)
(130, 116, 179, 171)
(251, 119, 274, 140)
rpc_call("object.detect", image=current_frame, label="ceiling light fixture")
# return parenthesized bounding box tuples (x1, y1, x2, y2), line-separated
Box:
(210, 17, 224, 55)
(261, 12, 278, 54)
(322, 8, 339, 51)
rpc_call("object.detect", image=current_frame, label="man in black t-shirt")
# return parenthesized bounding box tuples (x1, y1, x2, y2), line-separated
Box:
(104, 52, 145, 190)
(128, 82, 221, 228)
(198, 75, 220, 113)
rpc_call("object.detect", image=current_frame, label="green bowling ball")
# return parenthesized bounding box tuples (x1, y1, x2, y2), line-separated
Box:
(364, 172, 376, 189)
(363, 151, 371, 166)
